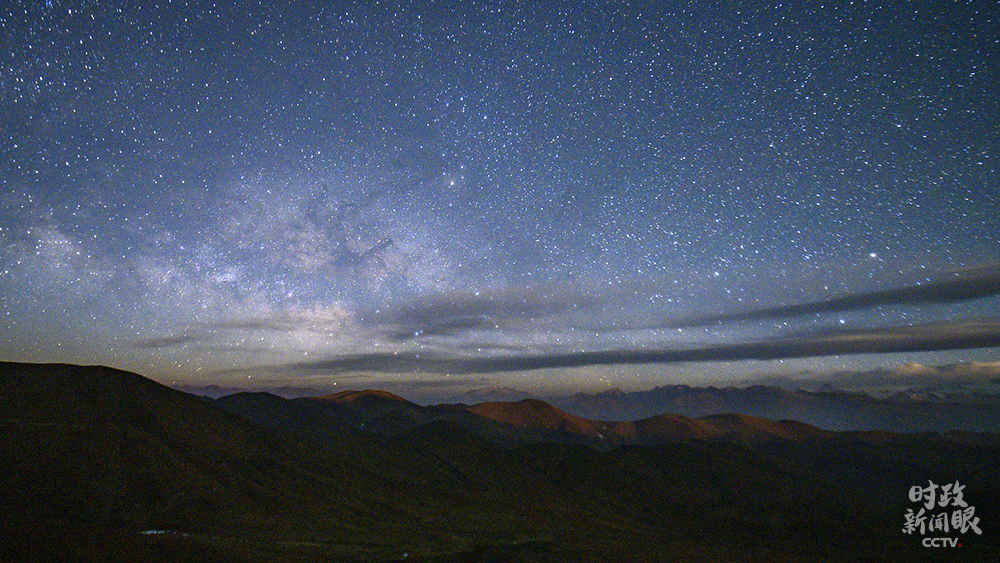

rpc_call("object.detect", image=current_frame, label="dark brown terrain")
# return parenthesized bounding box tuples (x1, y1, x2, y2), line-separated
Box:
(2, 362, 998, 562)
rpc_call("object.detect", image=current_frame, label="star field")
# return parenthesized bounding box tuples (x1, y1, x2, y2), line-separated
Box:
(1, 0, 998, 398)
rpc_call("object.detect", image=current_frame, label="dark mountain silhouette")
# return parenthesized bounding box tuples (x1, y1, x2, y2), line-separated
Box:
(216, 390, 615, 449)
(2, 361, 999, 561)
(467, 398, 601, 433)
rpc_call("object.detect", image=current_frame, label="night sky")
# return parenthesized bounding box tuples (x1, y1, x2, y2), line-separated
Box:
(2, 0, 998, 399)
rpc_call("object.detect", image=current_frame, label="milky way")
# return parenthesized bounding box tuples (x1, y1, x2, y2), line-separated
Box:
(1, 1, 998, 398)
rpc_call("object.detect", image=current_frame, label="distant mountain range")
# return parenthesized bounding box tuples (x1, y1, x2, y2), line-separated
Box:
(543, 383, 1000, 433)
(177, 361, 1000, 433)
(3, 361, 998, 562)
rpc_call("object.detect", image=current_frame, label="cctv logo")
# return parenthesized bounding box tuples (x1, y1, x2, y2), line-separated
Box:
(922, 538, 961, 547)
(902, 479, 982, 548)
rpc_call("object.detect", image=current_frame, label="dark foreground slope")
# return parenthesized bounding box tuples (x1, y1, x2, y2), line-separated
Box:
(1, 363, 997, 562)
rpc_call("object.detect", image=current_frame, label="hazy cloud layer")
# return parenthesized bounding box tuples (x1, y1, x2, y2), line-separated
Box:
(362, 287, 605, 341)
(130, 265, 1000, 379)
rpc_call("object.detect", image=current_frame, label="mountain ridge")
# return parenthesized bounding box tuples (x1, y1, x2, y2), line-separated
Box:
(545, 383, 1000, 432)
(177, 371, 1000, 433)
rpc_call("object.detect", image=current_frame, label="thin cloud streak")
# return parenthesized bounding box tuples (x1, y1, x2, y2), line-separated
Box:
(281, 318, 1000, 375)
(671, 265, 1000, 327)
(132, 333, 206, 350)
